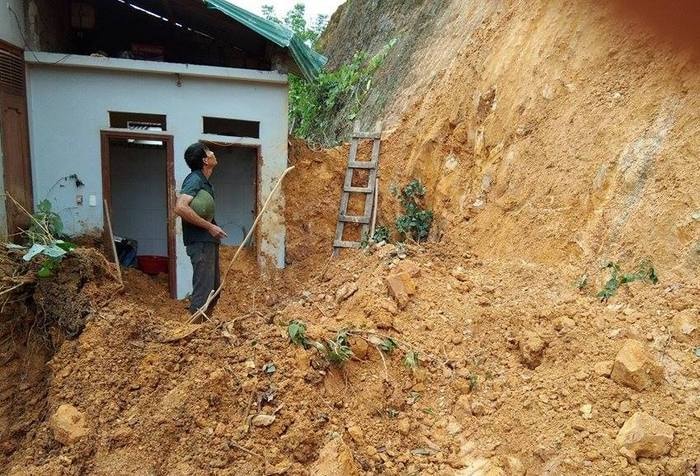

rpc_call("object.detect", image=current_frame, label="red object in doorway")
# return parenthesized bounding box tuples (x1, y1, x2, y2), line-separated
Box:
(137, 256, 169, 275)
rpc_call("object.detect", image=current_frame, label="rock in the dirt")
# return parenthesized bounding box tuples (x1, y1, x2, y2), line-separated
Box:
(49, 404, 89, 445)
(335, 282, 358, 303)
(451, 266, 471, 282)
(594, 360, 614, 377)
(611, 340, 664, 391)
(671, 309, 698, 344)
(396, 260, 421, 277)
(251, 414, 276, 427)
(519, 331, 547, 369)
(505, 455, 526, 476)
(311, 437, 360, 476)
(616, 412, 674, 460)
(397, 418, 411, 436)
(385, 272, 416, 309)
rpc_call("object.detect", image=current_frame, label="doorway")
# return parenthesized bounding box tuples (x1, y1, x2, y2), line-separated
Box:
(101, 130, 176, 297)
(0, 40, 32, 239)
(206, 144, 258, 247)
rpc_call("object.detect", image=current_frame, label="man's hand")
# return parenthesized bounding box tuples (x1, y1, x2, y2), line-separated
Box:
(208, 223, 228, 240)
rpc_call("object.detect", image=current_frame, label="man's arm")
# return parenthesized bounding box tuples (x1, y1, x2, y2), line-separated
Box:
(174, 194, 227, 240)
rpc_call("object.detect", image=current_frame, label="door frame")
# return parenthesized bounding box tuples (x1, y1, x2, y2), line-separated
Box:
(0, 39, 33, 240)
(100, 128, 177, 298)
(200, 141, 261, 254)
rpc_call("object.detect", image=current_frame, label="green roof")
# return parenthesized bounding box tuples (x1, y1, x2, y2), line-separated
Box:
(203, 0, 327, 80)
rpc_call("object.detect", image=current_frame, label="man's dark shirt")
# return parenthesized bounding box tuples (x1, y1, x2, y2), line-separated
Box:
(180, 170, 219, 246)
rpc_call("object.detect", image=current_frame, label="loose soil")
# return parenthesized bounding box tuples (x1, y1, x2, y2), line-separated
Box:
(2, 0, 700, 474)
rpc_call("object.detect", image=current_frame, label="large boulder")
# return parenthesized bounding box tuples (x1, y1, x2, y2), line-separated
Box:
(610, 340, 664, 390)
(616, 412, 674, 460)
(48, 404, 89, 445)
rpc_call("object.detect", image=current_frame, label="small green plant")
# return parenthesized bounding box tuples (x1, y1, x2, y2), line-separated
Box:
(379, 337, 398, 354)
(404, 350, 420, 369)
(372, 225, 390, 243)
(11, 198, 75, 277)
(576, 274, 588, 291)
(395, 179, 433, 242)
(323, 330, 353, 365)
(468, 374, 478, 392)
(288, 320, 311, 349)
(597, 260, 659, 302)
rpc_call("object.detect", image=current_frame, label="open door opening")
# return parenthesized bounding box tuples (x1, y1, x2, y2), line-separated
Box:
(206, 144, 258, 247)
(101, 131, 176, 298)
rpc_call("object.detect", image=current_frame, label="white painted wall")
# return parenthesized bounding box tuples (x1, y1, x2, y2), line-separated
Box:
(25, 54, 289, 299)
(110, 144, 168, 257)
(0, 0, 26, 48)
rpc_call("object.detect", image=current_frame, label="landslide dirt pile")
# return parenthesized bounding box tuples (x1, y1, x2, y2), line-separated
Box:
(2, 242, 699, 475)
(0, 247, 121, 462)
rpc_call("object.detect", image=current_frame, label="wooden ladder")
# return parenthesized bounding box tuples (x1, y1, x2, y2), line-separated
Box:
(333, 121, 382, 256)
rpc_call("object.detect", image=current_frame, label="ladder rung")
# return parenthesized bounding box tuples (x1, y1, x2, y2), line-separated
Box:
(350, 132, 381, 140)
(344, 186, 373, 193)
(348, 161, 376, 169)
(339, 214, 370, 224)
(333, 240, 361, 249)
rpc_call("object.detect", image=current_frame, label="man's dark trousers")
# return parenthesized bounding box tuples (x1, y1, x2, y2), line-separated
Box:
(186, 241, 220, 313)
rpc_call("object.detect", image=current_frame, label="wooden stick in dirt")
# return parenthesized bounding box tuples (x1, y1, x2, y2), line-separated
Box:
(103, 199, 123, 286)
(189, 166, 295, 323)
(370, 176, 379, 239)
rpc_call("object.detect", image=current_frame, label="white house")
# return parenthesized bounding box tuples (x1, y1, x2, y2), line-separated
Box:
(0, 0, 325, 298)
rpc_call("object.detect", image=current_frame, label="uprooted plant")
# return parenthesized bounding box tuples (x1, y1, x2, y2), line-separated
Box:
(597, 260, 658, 302)
(395, 179, 433, 242)
(5, 196, 75, 278)
(287, 320, 422, 371)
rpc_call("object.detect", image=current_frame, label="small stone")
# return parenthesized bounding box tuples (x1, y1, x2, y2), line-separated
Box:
(594, 360, 614, 377)
(574, 370, 588, 381)
(312, 437, 360, 476)
(455, 395, 471, 420)
(554, 317, 576, 332)
(616, 412, 674, 459)
(671, 310, 698, 344)
(580, 404, 593, 420)
(451, 335, 463, 345)
(347, 424, 364, 443)
(619, 400, 632, 413)
(397, 418, 411, 436)
(49, 404, 89, 445)
(385, 272, 416, 309)
(446, 417, 462, 436)
(519, 331, 547, 369)
(396, 260, 421, 277)
(506, 455, 525, 476)
(450, 266, 470, 282)
(251, 414, 276, 427)
(470, 399, 486, 417)
(335, 282, 358, 303)
(611, 340, 664, 391)
(380, 300, 399, 315)
(214, 422, 227, 436)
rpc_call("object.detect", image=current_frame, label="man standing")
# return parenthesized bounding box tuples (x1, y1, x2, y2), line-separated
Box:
(174, 143, 227, 315)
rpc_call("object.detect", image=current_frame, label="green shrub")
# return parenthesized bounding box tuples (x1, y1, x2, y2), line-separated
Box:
(289, 39, 396, 146)
(395, 179, 433, 242)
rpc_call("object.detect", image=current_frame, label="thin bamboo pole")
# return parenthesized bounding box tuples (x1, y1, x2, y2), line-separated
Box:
(189, 166, 295, 322)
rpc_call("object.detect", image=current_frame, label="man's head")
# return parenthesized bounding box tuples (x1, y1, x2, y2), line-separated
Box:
(184, 143, 217, 171)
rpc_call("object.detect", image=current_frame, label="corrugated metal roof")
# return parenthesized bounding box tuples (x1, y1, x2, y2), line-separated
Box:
(203, 0, 327, 80)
